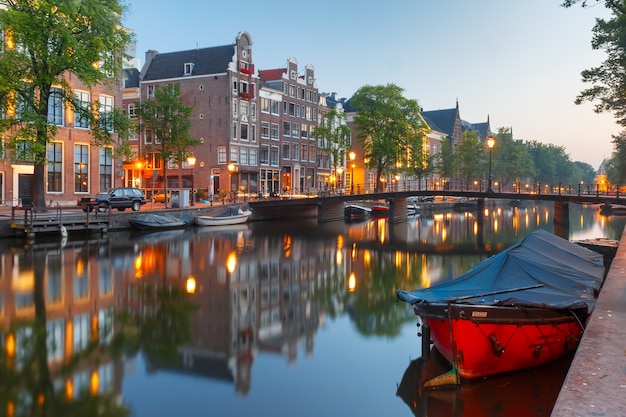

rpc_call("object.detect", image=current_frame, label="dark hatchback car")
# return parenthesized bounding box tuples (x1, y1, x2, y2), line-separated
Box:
(78, 187, 147, 212)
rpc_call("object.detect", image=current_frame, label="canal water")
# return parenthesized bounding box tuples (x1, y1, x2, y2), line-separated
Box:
(0, 201, 623, 417)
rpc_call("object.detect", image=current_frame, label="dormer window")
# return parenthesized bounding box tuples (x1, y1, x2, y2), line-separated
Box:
(184, 62, 194, 76)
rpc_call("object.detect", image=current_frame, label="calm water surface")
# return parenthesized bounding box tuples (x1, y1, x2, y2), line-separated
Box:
(1, 201, 624, 417)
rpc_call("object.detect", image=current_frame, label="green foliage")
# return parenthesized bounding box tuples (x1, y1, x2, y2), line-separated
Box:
(136, 83, 200, 206)
(0, 0, 134, 206)
(455, 130, 484, 184)
(437, 136, 456, 181)
(605, 130, 626, 184)
(492, 127, 535, 186)
(350, 84, 425, 191)
(313, 108, 351, 171)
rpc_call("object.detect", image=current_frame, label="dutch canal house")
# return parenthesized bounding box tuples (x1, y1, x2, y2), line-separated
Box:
(0, 40, 125, 208)
(130, 31, 323, 200)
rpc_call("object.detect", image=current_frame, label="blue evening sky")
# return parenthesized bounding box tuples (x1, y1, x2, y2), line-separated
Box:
(123, 0, 615, 168)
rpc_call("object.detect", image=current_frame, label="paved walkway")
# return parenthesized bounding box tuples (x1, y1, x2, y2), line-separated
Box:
(551, 228, 626, 416)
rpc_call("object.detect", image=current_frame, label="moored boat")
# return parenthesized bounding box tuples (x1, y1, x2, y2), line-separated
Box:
(344, 204, 371, 221)
(128, 213, 190, 230)
(371, 205, 390, 217)
(573, 237, 619, 259)
(195, 206, 252, 226)
(396, 229, 606, 385)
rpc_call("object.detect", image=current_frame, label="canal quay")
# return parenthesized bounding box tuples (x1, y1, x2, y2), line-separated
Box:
(0, 199, 624, 417)
(551, 225, 626, 417)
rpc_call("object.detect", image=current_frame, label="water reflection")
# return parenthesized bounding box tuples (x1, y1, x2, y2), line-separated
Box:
(0, 201, 623, 416)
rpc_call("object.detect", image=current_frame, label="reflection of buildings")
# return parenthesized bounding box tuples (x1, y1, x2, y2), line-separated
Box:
(122, 228, 339, 396)
(0, 239, 123, 408)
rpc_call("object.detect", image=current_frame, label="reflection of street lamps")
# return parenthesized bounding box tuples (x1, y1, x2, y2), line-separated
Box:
(187, 156, 196, 206)
(486, 136, 495, 193)
(349, 151, 356, 194)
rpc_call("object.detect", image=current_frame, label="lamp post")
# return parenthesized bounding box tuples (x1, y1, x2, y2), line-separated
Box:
(337, 167, 344, 194)
(228, 162, 236, 201)
(349, 151, 356, 194)
(187, 156, 196, 206)
(486, 136, 495, 193)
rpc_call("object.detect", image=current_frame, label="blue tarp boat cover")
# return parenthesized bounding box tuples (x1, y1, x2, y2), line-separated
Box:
(396, 229, 606, 311)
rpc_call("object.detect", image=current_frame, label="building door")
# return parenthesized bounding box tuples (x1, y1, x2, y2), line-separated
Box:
(18, 173, 33, 206)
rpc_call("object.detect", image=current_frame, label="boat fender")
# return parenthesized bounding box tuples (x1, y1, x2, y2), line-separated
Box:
(489, 334, 504, 356)
(421, 322, 431, 361)
(60, 225, 68, 238)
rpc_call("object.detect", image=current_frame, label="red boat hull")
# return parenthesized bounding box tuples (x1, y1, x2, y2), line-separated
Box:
(418, 304, 584, 380)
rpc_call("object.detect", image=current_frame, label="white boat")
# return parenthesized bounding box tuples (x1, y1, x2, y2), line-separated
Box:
(195, 207, 252, 226)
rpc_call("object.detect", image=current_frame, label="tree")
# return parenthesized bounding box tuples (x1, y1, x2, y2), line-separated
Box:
(437, 136, 456, 188)
(136, 83, 200, 208)
(350, 84, 425, 192)
(492, 127, 535, 186)
(455, 130, 484, 188)
(605, 130, 626, 184)
(562, 1, 626, 126)
(0, 0, 134, 207)
(313, 108, 351, 189)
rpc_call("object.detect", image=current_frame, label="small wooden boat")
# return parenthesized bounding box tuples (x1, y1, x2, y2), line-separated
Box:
(129, 214, 190, 230)
(195, 207, 252, 226)
(397, 229, 606, 385)
(344, 204, 371, 221)
(573, 237, 619, 258)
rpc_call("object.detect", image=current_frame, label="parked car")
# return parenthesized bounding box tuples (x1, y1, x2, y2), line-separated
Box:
(78, 187, 147, 212)
(152, 191, 170, 203)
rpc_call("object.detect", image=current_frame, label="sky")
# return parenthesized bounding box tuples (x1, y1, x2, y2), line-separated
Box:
(123, 0, 616, 169)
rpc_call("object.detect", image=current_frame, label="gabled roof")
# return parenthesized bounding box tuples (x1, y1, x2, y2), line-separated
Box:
(259, 68, 286, 82)
(421, 108, 458, 137)
(142, 45, 235, 81)
(123, 68, 140, 88)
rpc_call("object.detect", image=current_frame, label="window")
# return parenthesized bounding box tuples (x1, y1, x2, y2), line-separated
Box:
(240, 148, 248, 165)
(270, 146, 279, 166)
(271, 123, 279, 140)
(48, 88, 64, 126)
(289, 103, 295, 117)
(232, 122, 237, 140)
(292, 123, 300, 138)
(230, 147, 238, 164)
(309, 145, 316, 162)
(292, 143, 299, 161)
(144, 130, 153, 144)
(282, 142, 290, 160)
(249, 148, 257, 165)
(301, 123, 308, 139)
(232, 80, 238, 92)
(147, 85, 155, 99)
(99, 147, 113, 191)
(260, 145, 269, 165)
(127, 103, 137, 119)
(283, 121, 290, 137)
(240, 123, 248, 141)
(240, 101, 249, 116)
(184, 62, 194, 75)
(251, 102, 257, 120)
(74, 144, 89, 193)
(218, 146, 227, 164)
(261, 122, 269, 139)
(74, 91, 90, 129)
(251, 124, 257, 142)
(47, 142, 62, 192)
(98, 95, 114, 132)
(261, 98, 270, 113)
(301, 144, 308, 161)
(233, 99, 238, 117)
(271, 100, 280, 115)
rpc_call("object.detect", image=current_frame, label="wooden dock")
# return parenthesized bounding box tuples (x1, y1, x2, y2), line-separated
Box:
(10, 205, 111, 240)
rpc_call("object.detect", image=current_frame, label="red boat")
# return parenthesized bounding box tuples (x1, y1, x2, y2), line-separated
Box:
(371, 205, 389, 217)
(397, 229, 606, 385)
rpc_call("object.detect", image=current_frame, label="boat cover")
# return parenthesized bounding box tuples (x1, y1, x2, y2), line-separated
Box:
(397, 229, 606, 311)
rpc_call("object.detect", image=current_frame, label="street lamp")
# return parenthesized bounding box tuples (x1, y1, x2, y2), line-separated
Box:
(187, 156, 196, 206)
(228, 162, 236, 199)
(337, 167, 344, 194)
(349, 151, 356, 194)
(486, 136, 495, 193)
